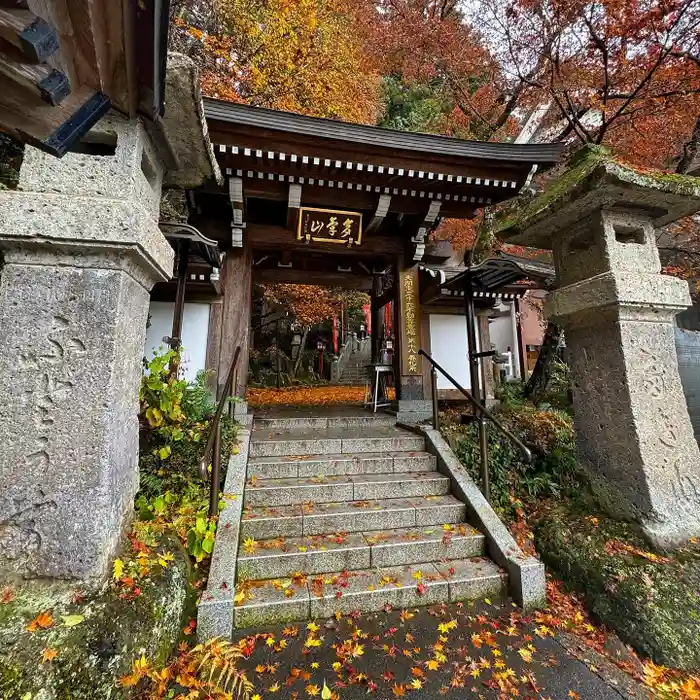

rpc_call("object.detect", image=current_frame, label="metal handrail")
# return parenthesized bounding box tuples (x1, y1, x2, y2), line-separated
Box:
(419, 349, 532, 502)
(199, 345, 242, 517)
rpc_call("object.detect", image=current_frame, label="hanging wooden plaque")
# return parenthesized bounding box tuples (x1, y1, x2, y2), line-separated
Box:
(297, 207, 363, 246)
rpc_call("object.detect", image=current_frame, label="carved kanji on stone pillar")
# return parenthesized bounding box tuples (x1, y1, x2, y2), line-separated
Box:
(0, 114, 173, 583)
(498, 146, 700, 548)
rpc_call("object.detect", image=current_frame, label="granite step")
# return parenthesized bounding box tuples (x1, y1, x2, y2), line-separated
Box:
(240, 495, 467, 539)
(249, 426, 424, 458)
(236, 523, 485, 580)
(244, 472, 451, 507)
(247, 451, 437, 479)
(253, 415, 396, 431)
(233, 558, 506, 627)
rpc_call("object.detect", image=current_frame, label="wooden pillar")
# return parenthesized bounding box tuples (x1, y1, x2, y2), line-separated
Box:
(370, 275, 382, 364)
(204, 298, 223, 396)
(394, 261, 430, 421)
(218, 243, 253, 398)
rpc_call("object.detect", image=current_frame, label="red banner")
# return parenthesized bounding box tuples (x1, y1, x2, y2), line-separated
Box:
(332, 315, 339, 353)
(363, 304, 371, 335)
(384, 302, 393, 336)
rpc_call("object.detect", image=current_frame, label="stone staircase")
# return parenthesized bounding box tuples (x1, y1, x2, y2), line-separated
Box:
(232, 414, 507, 628)
(337, 358, 370, 385)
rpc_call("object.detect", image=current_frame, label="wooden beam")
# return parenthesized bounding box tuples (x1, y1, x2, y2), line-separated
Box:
(0, 7, 58, 61)
(254, 265, 373, 290)
(287, 182, 301, 230)
(0, 47, 69, 104)
(365, 194, 391, 235)
(248, 223, 403, 259)
(228, 176, 245, 248)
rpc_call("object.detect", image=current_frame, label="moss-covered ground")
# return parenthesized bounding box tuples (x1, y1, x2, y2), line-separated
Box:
(0, 536, 191, 699)
(533, 500, 700, 672)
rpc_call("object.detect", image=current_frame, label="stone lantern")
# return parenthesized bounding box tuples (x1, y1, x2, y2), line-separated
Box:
(498, 146, 700, 548)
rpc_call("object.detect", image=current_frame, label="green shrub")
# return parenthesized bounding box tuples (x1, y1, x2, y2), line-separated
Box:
(139, 348, 238, 497)
(444, 405, 580, 513)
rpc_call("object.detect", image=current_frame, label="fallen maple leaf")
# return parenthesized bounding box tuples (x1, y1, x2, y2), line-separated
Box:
(0, 588, 14, 605)
(27, 611, 54, 632)
(41, 648, 58, 663)
(113, 558, 124, 580)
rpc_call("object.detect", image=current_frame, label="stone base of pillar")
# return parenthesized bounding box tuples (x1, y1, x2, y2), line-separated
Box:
(551, 273, 700, 548)
(396, 399, 432, 424)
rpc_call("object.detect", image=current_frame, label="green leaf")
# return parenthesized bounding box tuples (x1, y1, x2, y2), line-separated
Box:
(158, 445, 171, 460)
(202, 538, 214, 554)
(62, 614, 85, 627)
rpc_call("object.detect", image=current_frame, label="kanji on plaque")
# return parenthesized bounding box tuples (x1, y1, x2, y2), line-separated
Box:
(297, 207, 363, 246)
(400, 267, 422, 376)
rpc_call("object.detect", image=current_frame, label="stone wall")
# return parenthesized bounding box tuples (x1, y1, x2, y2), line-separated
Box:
(675, 327, 700, 444)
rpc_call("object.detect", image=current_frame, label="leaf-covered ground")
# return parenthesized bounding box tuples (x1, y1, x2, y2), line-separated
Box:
(247, 386, 369, 407)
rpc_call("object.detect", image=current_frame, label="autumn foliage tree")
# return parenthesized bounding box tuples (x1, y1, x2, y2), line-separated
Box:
(170, 0, 380, 123)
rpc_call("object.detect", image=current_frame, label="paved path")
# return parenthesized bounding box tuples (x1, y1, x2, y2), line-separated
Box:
(230, 600, 646, 699)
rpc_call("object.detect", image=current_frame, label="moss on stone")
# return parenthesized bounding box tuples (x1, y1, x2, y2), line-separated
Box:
(496, 143, 700, 239)
(0, 537, 190, 699)
(534, 502, 700, 671)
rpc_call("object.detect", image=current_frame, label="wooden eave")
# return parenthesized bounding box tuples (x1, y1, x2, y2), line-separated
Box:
(0, 0, 169, 157)
(203, 99, 564, 220)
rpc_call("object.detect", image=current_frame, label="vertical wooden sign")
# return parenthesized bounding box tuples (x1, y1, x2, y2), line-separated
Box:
(399, 267, 421, 375)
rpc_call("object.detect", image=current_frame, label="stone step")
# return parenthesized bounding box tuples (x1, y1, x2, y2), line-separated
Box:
(236, 523, 485, 580)
(253, 415, 396, 431)
(247, 451, 436, 479)
(240, 495, 466, 539)
(233, 558, 506, 627)
(244, 472, 450, 507)
(250, 427, 424, 458)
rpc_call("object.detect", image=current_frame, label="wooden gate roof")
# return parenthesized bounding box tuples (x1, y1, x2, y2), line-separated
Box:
(203, 98, 563, 221)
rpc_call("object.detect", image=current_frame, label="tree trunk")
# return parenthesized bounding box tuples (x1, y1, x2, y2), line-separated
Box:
(525, 322, 563, 404)
(292, 327, 309, 378)
(676, 116, 700, 174)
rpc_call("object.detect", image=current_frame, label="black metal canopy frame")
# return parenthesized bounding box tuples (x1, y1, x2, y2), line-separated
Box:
(160, 222, 223, 377)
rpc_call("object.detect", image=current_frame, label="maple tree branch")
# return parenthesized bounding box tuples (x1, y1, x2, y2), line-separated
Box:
(676, 116, 700, 173)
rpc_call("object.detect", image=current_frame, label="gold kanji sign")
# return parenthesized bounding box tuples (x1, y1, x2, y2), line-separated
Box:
(297, 207, 363, 246)
(399, 267, 422, 376)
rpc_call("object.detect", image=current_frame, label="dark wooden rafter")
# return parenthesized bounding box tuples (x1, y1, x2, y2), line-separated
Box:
(228, 176, 244, 248)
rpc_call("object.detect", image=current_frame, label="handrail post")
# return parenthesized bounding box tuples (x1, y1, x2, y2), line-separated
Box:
(430, 365, 439, 429)
(208, 422, 222, 518)
(276, 318, 281, 389)
(478, 417, 490, 502)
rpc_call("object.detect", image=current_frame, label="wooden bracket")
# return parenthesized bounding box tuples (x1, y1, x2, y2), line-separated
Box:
(287, 182, 302, 231)
(19, 90, 111, 157)
(229, 176, 245, 248)
(0, 49, 70, 105)
(365, 193, 391, 235)
(412, 201, 442, 262)
(0, 8, 59, 62)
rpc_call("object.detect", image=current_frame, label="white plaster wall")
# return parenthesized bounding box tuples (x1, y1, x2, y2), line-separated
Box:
(145, 301, 211, 382)
(489, 312, 517, 379)
(428, 314, 478, 390)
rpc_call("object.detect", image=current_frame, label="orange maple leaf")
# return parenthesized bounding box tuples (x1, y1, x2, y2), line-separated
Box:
(41, 647, 58, 663)
(27, 611, 54, 632)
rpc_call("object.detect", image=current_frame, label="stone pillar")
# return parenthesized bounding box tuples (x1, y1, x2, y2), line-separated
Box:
(0, 114, 173, 583)
(498, 151, 700, 548)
